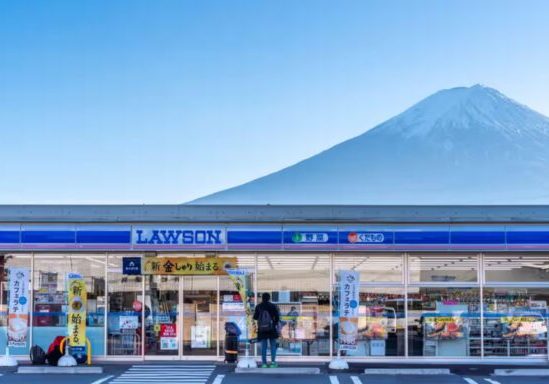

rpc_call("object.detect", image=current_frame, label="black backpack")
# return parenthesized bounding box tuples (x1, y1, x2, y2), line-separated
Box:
(258, 307, 274, 332)
(30, 345, 47, 365)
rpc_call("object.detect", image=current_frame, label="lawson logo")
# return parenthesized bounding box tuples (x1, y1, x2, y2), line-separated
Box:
(133, 228, 224, 245)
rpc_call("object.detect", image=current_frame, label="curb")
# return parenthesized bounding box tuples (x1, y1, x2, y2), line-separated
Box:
(235, 367, 320, 374)
(494, 369, 549, 376)
(364, 368, 451, 375)
(17, 366, 104, 374)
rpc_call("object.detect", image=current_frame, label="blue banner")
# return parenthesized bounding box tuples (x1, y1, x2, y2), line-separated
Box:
(2, 224, 549, 251)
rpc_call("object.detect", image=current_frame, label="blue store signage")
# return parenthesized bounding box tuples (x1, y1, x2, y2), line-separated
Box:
(123, 257, 142, 275)
(4, 224, 549, 251)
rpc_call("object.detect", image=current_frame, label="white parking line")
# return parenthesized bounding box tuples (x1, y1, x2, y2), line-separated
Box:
(91, 375, 114, 384)
(329, 376, 340, 384)
(351, 376, 363, 384)
(212, 375, 225, 384)
(484, 379, 501, 384)
(464, 378, 479, 384)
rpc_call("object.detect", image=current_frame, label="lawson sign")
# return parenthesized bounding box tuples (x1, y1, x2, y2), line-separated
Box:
(132, 227, 225, 248)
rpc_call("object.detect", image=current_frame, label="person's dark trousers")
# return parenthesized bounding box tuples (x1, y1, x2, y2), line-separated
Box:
(261, 338, 277, 365)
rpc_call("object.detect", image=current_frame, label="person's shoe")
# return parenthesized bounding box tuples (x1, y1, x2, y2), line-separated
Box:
(270, 362, 278, 368)
(261, 364, 269, 368)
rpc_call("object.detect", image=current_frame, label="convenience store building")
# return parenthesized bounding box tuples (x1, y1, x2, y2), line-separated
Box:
(1, 205, 549, 363)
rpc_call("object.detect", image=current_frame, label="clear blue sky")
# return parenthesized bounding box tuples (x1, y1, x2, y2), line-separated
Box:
(1, 0, 548, 203)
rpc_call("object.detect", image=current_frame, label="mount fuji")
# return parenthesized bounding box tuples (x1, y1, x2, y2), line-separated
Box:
(190, 85, 549, 205)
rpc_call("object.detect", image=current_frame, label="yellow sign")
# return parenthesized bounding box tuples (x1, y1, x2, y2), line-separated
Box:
(142, 256, 238, 275)
(68, 278, 87, 347)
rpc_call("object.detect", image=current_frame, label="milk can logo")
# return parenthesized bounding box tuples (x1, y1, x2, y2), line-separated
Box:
(347, 232, 385, 243)
(291, 232, 329, 243)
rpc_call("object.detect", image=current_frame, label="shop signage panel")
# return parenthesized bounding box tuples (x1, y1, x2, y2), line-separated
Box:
(123, 257, 142, 275)
(8, 268, 30, 348)
(283, 227, 338, 249)
(0, 230, 20, 243)
(450, 231, 506, 244)
(227, 225, 282, 249)
(393, 230, 450, 244)
(8, 223, 549, 251)
(76, 230, 131, 244)
(132, 226, 225, 248)
(507, 231, 549, 244)
(22, 229, 76, 244)
(141, 256, 237, 275)
(339, 228, 394, 248)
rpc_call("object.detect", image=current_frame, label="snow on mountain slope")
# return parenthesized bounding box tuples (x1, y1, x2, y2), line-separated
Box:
(190, 85, 549, 204)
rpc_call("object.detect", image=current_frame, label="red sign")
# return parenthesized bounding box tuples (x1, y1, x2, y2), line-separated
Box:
(160, 324, 176, 337)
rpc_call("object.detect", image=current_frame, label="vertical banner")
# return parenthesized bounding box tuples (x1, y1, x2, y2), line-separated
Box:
(8, 268, 30, 348)
(338, 270, 360, 350)
(67, 276, 87, 347)
(227, 269, 257, 341)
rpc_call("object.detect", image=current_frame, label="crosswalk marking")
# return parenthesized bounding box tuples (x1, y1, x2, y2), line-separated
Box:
(111, 364, 216, 384)
(464, 378, 479, 384)
(91, 375, 114, 384)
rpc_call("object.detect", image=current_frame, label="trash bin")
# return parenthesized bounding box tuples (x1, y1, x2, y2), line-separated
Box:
(224, 322, 241, 363)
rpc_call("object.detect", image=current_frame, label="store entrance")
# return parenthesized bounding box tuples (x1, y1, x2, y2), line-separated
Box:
(144, 275, 218, 358)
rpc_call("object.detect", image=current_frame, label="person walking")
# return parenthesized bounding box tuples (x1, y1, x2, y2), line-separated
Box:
(253, 292, 280, 368)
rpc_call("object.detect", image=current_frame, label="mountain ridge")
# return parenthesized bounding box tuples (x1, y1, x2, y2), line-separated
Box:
(190, 85, 549, 205)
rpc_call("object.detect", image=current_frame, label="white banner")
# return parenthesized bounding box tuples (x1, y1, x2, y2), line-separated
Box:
(8, 268, 30, 348)
(338, 270, 360, 350)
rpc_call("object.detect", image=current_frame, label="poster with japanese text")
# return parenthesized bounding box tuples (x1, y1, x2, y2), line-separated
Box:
(338, 270, 359, 350)
(160, 323, 178, 350)
(68, 277, 87, 347)
(142, 256, 237, 276)
(8, 268, 30, 348)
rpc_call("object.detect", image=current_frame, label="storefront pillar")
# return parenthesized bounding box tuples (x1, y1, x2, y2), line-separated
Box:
(404, 252, 409, 358)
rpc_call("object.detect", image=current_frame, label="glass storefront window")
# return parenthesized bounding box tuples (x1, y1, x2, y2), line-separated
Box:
(485, 254, 549, 283)
(144, 274, 179, 356)
(0, 254, 31, 355)
(219, 254, 255, 356)
(258, 254, 330, 356)
(409, 254, 478, 283)
(483, 287, 548, 357)
(333, 286, 405, 357)
(33, 254, 106, 357)
(107, 254, 143, 356)
(182, 276, 217, 356)
(407, 287, 480, 357)
(334, 254, 403, 283)
(4, 251, 549, 360)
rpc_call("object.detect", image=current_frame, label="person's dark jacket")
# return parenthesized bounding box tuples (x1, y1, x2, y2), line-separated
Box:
(253, 301, 281, 340)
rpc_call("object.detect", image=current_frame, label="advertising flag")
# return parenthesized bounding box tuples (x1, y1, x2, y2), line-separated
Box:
(68, 277, 87, 347)
(338, 270, 360, 350)
(8, 268, 30, 348)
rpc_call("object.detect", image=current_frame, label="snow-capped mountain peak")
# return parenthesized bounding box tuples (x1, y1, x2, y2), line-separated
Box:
(378, 85, 549, 140)
(190, 85, 549, 205)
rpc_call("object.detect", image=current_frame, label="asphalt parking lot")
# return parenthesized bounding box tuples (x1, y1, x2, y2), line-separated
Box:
(1, 363, 549, 384)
